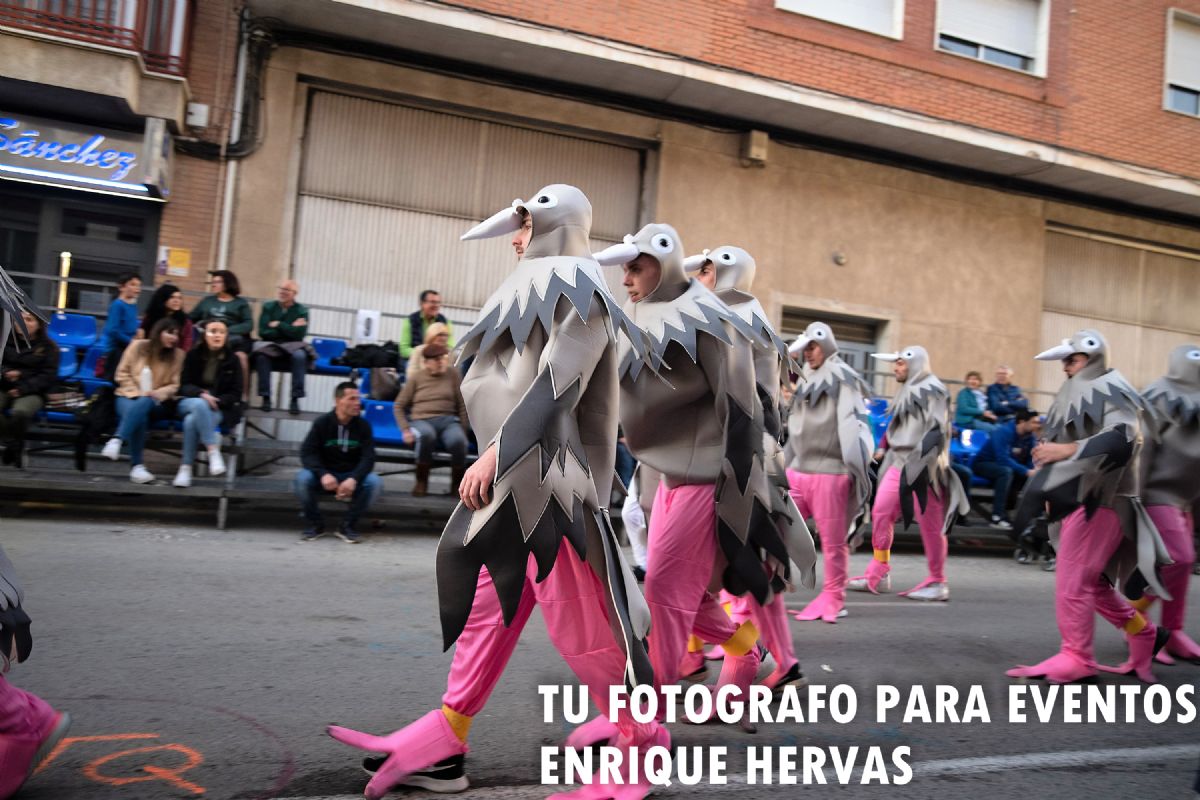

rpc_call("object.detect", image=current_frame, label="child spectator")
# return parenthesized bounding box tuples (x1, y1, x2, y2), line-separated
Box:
(98, 273, 142, 379)
(102, 318, 185, 483)
(0, 310, 60, 466)
(172, 321, 242, 487)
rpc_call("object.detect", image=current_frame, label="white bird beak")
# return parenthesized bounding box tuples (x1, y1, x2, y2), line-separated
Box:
(871, 352, 899, 362)
(1035, 340, 1076, 361)
(682, 254, 710, 273)
(460, 206, 523, 241)
(593, 242, 641, 266)
(788, 336, 811, 357)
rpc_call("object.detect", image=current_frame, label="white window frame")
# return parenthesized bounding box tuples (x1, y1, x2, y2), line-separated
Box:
(933, 0, 1051, 78)
(774, 0, 906, 41)
(1165, 8, 1200, 118)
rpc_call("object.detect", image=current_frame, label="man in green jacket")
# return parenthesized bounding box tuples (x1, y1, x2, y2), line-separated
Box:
(399, 290, 455, 360)
(252, 280, 312, 414)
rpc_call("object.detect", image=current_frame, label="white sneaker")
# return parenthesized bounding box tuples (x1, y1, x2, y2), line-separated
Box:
(904, 582, 950, 602)
(172, 465, 192, 488)
(102, 438, 122, 461)
(846, 575, 891, 593)
(208, 449, 226, 477)
(754, 646, 777, 683)
(130, 465, 156, 484)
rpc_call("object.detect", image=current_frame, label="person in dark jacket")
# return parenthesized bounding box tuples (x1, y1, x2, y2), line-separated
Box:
(973, 408, 1041, 528)
(173, 321, 242, 488)
(295, 382, 380, 543)
(986, 365, 1030, 421)
(0, 311, 60, 466)
(140, 283, 194, 351)
(252, 279, 311, 414)
(189, 270, 253, 397)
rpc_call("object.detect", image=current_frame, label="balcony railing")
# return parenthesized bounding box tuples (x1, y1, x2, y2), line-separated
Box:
(0, 0, 192, 76)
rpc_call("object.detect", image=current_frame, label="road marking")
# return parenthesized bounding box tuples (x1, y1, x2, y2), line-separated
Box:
(276, 742, 1200, 798)
(34, 731, 207, 794)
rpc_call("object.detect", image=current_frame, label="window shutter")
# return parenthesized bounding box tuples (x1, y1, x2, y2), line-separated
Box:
(1168, 15, 1200, 91)
(775, 0, 900, 38)
(939, 0, 1040, 57)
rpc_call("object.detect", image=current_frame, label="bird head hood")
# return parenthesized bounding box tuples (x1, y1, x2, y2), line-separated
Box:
(593, 223, 688, 303)
(872, 345, 931, 384)
(1164, 344, 1200, 389)
(788, 321, 839, 360)
(460, 184, 592, 259)
(683, 246, 757, 293)
(1036, 329, 1109, 380)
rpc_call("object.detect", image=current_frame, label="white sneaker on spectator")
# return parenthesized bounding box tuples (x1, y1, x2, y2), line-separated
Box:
(130, 465, 155, 484)
(173, 465, 192, 488)
(208, 449, 226, 476)
(102, 438, 122, 461)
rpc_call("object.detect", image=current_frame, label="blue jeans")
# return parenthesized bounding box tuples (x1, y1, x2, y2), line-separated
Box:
(254, 348, 307, 399)
(115, 396, 171, 466)
(410, 416, 467, 467)
(615, 440, 636, 488)
(294, 469, 381, 528)
(973, 460, 1014, 518)
(177, 397, 219, 465)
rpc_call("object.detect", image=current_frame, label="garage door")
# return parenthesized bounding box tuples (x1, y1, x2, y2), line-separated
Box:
(293, 91, 645, 342)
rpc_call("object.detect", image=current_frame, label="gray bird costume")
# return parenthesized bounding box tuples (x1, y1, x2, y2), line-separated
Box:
(436, 185, 655, 687)
(872, 346, 969, 531)
(1141, 344, 1200, 510)
(597, 227, 800, 602)
(784, 322, 876, 541)
(1013, 330, 1171, 599)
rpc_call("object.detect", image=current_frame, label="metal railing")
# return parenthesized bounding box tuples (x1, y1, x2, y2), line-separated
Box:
(0, 0, 191, 76)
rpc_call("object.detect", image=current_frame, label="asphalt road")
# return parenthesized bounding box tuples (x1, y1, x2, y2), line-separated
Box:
(3, 509, 1197, 800)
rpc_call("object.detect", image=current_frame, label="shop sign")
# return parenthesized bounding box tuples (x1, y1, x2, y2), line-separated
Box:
(0, 112, 172, 200)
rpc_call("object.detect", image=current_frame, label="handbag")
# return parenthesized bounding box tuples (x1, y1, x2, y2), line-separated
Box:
(44, 381, 89, 413)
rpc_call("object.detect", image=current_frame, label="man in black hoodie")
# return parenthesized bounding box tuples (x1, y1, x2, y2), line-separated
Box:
(296, 382, 380, 543)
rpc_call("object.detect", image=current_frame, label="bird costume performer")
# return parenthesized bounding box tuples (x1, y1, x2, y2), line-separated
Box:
(572, 225, 811, 745)
(783, 322, 875, 622)
(0, 267, 71, 800)
(848, 346, 968, 600)
(1130, 344, 1200, 664)
(681, 245, 816, 688)
(1007, 330, 1170, 684)
(328, 186, 666, 800)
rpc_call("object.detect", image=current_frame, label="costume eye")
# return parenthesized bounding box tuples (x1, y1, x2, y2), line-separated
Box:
(813, 329, 826, 339)
(1186, 349, 1200, 361)
(717, 251, 736, 265)
(651, 234, 674, 254)
(902, 349, 915, 359)
(1081, 336, 1100, 351)
(533, 193, 559, 208)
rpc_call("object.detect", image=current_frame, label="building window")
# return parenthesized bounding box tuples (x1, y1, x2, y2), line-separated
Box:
(936, 0, 1046, 76)
(1166, 12, 1200, 118)
(775, 0, 905, 40)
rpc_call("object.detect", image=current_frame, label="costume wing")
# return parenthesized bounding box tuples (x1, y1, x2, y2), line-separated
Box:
(0, 544, 32, 664)
(834, 369, 876, 544)
(895, 388, 969, 533)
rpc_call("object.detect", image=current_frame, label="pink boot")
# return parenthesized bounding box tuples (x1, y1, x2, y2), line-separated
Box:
(0, 709, 71, 800)
(1098, 625, 1169, 684)
(678, 650, 707, 682)
(846, 559, 891, 594)
(791, 591, 844, 623)
(328, 709, 468, 800)
(1006, 652, 1096, 683)
(714, 649, 761, 732)
(1162, 630, 1200, 664)
(566, 715, 619, 749)
(548, 725, 671, 800)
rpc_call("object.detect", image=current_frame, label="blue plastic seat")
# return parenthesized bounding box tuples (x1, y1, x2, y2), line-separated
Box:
(73, 345, 105, 380)
(48, 313, 98, 349)
(56, 346, 77, 378)
(311, 337, 351, 376)
(950, 428, 989, 466)
(865, 397, 888, 417)
(362, 399, 405, 447)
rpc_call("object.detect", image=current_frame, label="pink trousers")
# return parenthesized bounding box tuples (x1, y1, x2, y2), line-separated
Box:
(870, 467, 947, 583)
(1055, 507, 1138, 666)
(441, 543, 638, 728)
(0, 674, 54, 736)
(1147, 505, 1195, 632)
(787, 470, 851, 602)
(644, 483, 740, 692)
(725, 592, 796, 673)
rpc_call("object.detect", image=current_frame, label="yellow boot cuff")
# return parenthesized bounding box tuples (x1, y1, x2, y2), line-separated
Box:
(1129, 595, 1154, 613)
(442, 705, 473, 743)
(721, 621, 759, 657)
(1123, 613, 1148, 636)
(687, 635, 704, 653)
(873, 549, 891, 563)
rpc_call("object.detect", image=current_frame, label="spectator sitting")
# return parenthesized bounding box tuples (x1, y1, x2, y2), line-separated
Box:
(973, 408, 1041, 529)
(99, 272, 142, 379)
(0, 310, 60, 466)
(251, 279, 312, 415)
(954, 370, 998, 432)
(139, 283, 194, 351)
(101, 318, 185, 483)
(404, 321, 451, 379)
(393, 343, 468, 497)
(296, 381, 380, 543)
(189, 269, 253, 391)
(986, 365, 1030, 421)
(172, 321, 242, 488)
(399, 289, 455, 361)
